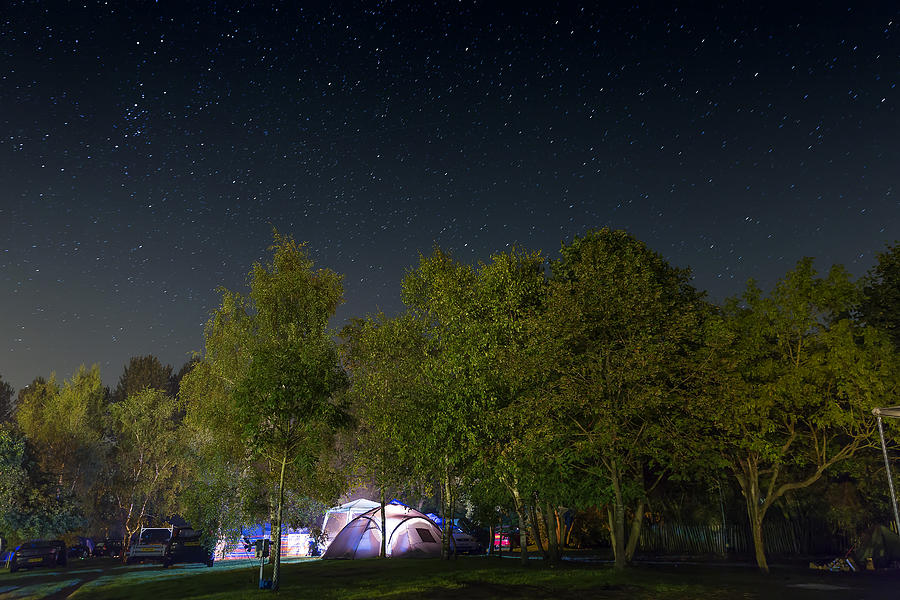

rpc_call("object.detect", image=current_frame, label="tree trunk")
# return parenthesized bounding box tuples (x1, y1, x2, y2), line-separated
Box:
(441, 468, 452, 560)
(745, 487, 769, 573)
(736, 459, 770, 573)
(529, 503, 547, 559)
(555, 510, 563, 547)
(271, 452, 287, 591)
(496, 510, 503, 557)
(545, 503, 560, 564)
(380, 487, 387, 558)
(565, 514, 575, 548)
(610, 473, 627, 569)
(512, 487, 528, 566)
(448, 480, 456, 559)
(488, 523, 495, 556)
(624, 501, 644, 563)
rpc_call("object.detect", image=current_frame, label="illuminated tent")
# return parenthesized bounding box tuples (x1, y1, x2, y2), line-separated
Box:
(320, 499, 381, 551)
(322, 503, 442, 559)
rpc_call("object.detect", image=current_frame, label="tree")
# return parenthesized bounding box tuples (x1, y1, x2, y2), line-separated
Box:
(339, 314, 432, 558)
(108, 387, 182, 555)
(173, 357, 200, 397)
(0, 375, 14, 424)
(182, 232, 348, 591)
(537, 228, 706, 569)
(15, 366, 108, 508)
(0, 424, 83, 544)
(467, 247, 554, 564)
(399, 248, 503, 559)
(113, 355, 175, 403)
(696, 258, 899, 572)
(859, 241, 900, 349)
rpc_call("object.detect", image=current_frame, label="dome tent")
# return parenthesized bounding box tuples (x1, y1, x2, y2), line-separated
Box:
(321, 499, 381, 552)
(322, 503, 442, 559)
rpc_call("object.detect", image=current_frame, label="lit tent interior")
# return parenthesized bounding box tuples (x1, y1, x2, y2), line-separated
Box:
(320, 499, 381, 552)
(322, 503, 443, 559)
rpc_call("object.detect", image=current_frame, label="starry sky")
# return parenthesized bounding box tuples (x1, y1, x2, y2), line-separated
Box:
(1, 2, 897, 391)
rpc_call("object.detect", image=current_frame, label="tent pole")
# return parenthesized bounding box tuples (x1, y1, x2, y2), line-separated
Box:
(876, 415, 900, 535)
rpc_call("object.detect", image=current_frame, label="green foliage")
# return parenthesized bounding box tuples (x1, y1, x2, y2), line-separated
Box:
(537, 228, 706, 566)
(0, 425, 28, 524)
(233, 341, 347, 461)
(0, 424, 83, 544)
(695, 257, 899, 571)
(859, 240, 900, 349)
(15, 366, 108, 531)
(0, 375, 14, 424)
(181, 231, 348, 590)
(339, 312, 432, 501)
(113, 355, 175, 403)
(108, 387, 182, 541)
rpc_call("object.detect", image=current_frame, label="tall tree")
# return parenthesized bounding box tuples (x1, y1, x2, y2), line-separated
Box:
(538, 228, 706, 569)
(108, 387, 182, 556)
(113, 355, 175, 403)
(696, 258, 898, 572)
(469, 247, 553, 564)
(859, 241, 900, 349)
(182, 232, 347, 591)
(400, 248, 501, 559)
(15, 366, 108, 506)
(0, 424, 83, 544)
(0, 375, 14, 424)
(339, 314, 432, 558)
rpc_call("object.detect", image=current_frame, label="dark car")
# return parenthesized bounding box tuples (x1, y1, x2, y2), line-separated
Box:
(68, 543, 91, 560)
(9, 540, 67, 572)
(93, 538, 123, 558)
(165, 528, 214, 567)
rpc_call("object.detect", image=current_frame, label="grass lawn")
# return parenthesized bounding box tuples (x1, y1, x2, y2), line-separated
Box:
(59, 556, 900, 600)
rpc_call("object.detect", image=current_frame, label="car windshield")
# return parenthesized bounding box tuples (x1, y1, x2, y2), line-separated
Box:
(175, 528, 198, 538)
(140, 529, 171, 543)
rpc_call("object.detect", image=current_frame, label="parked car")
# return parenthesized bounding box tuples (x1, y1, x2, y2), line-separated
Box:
(93, 538, 123, 558)
(9, 540, 67, 572)
(67, 543, 91, 560)
(126, 527, 173, 565)
(452, 531, 483, 554)
(166, 527, 214, 567)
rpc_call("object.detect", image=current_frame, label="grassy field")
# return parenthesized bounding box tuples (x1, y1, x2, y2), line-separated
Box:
(48, 556, 899, 600)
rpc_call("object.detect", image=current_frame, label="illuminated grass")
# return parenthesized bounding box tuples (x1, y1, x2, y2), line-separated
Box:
(62, 557, 895, 600)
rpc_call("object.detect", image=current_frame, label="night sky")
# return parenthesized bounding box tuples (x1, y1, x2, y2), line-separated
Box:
(2, 2, 897, 391)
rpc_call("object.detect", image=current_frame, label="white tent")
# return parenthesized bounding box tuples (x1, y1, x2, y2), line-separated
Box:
(322, 503, 442, 559)
(321, 499, 381, 551)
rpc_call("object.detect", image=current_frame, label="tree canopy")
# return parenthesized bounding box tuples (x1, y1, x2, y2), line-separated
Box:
(182, 232, 348, 591)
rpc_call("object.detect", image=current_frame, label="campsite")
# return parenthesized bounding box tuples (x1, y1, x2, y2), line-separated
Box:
(3, 232, 900, 598)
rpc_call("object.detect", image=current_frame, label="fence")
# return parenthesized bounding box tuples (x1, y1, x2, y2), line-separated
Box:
(638, 520, 853, 558)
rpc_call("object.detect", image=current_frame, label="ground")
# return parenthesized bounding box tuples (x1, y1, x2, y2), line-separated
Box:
(0, 555, 897, 600)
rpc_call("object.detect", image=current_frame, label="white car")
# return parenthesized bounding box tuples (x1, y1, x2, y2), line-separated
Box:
(452, 531, 483, 554)
(126, 527, 173, 565)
